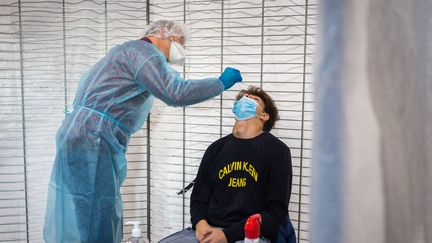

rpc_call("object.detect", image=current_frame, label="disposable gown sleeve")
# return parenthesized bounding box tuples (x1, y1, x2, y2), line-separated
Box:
(134, 54, 224, 107)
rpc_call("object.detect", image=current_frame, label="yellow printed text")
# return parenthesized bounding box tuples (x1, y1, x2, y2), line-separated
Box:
(218, 161, 258, 182)
(228, 177, 246, 187)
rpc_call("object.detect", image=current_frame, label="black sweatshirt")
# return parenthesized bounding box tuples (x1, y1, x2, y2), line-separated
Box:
(190, 132, 292, 242)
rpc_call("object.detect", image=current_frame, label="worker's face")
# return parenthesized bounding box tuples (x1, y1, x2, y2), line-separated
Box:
(171, 36, 185, 48)
(161, 36, 185, 61)
(168, 36, 186, 65)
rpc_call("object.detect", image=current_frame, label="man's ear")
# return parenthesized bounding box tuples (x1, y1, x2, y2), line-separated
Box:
(259, 113, 270, 122)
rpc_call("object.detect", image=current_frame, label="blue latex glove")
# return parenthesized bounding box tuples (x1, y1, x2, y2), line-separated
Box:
(219, 67, 243, 90)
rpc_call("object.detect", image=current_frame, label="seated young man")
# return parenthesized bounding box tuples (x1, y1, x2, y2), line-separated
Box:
(159, 86, 294, 243)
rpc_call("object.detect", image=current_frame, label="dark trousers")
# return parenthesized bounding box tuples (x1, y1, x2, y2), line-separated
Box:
(158, 218, 296, 243)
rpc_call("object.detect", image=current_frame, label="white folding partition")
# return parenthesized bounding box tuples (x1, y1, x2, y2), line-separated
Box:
(0, 1, 316, 242)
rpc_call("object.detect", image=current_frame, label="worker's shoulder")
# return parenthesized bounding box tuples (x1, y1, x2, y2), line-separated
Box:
(116, 40, 160, 54)
(111, 40, 164, 62)
(118, 39, 147, 48)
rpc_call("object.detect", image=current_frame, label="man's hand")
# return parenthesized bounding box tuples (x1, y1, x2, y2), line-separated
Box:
(195, 220, 212, 242)
(200, 228, 228, 243)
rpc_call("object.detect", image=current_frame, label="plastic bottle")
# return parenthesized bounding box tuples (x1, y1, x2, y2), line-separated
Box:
(244, 214, 261, 243)
(125, 221, 149, 243)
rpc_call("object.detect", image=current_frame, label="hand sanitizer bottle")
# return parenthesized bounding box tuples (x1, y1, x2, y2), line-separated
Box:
(125, 221, 149, 243)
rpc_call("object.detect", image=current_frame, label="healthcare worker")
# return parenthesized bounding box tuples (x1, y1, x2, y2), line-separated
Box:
(43, 20, 243, 243)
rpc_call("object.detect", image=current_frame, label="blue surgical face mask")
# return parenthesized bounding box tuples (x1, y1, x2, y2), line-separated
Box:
(232, 96, 260, 120)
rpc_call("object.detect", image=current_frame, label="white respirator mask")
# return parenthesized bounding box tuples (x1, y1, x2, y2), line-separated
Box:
(169, 38, 186, 66)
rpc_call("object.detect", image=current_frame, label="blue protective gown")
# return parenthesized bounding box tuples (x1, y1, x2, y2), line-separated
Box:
(43, 39, 224, 243)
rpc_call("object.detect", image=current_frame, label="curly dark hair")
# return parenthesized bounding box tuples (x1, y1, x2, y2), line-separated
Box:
(236, 86, 279, 132)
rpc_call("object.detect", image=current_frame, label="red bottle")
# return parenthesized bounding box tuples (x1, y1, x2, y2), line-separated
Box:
(244, 214, 261, 243)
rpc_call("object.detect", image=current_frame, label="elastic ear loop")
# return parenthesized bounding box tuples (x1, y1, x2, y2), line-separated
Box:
(256, 107, 268, 120)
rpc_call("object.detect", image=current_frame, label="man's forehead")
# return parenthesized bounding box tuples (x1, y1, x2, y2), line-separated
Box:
(247, 93, 262, 101)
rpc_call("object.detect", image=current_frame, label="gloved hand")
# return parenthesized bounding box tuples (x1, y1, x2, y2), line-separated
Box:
(219, 67, 243, 90)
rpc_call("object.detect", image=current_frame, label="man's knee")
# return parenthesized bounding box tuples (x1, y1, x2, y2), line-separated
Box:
(158, 228, 199, 243)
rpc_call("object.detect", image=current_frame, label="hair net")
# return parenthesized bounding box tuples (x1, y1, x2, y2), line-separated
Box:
(141, 20, 190, 45)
